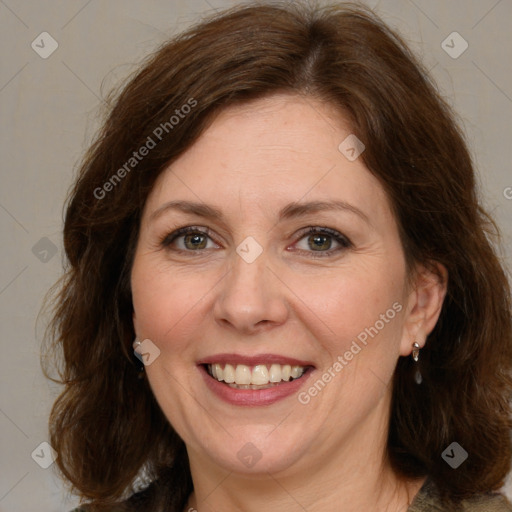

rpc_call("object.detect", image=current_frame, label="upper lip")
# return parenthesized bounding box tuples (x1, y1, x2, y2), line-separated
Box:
(197, 353, 315, 367)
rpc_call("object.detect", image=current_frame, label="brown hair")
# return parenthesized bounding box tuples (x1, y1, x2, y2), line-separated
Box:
(43, 2, 512, 510)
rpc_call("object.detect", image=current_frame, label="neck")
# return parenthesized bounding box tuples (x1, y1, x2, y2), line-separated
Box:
(183, 391, 426, 511)
(185, 466, 425, 512)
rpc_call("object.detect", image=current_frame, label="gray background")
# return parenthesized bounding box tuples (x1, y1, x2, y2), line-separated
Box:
(1, 0, 511, 510)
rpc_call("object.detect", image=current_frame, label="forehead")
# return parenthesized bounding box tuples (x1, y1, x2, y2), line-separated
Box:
(144, 94, 392, 224)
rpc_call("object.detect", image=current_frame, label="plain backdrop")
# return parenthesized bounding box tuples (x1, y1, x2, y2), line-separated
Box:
(1, 1, 511, 510)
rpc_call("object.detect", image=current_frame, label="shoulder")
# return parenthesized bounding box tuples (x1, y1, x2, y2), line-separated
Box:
(68, 483, 156, 512)
(460, 493, 512, 511)
(69, 506, 128, 512)
(408, 478, 512, 512)
(69, 507, 127, 512)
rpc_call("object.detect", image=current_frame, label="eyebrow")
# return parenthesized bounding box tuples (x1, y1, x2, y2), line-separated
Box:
(149, 199, 370, 225)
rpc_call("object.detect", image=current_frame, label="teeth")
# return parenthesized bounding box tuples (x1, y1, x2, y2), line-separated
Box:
(290, 365, 303, 379)
(235, 365, 252, 385)
(207, 363, 307, 386)
(251, 365, 269, 385)
(269, 364, 282, 383)
(213, 363, 223, 381)
(223, 364, 235, 383)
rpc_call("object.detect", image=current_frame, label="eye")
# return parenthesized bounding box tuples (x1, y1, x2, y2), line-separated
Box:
(292, 227, 352, 258)
(160, 226, 218, 253)
(160, 225, 352, 258)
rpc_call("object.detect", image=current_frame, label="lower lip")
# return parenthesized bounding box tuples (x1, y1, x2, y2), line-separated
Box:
(198, 365, 314, 406)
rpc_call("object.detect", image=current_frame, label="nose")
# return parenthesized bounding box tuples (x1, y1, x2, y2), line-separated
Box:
(213, 245, 289, 335)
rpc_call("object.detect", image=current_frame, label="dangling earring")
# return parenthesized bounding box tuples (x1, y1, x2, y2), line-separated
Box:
(412, 342, 420, 362)
(412, 342, 422, 384)
(133, 338, 145, 377)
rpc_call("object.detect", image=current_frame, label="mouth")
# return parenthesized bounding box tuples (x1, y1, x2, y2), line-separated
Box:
(197, 354, 315, 406)
(203, 362, 311, 389)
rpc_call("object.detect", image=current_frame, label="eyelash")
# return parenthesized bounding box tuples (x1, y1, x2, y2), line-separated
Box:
(159, 225, 352, 258)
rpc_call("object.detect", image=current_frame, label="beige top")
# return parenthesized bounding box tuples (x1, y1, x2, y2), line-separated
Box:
(71, 477, 512, 511)
(408, 478, 512, 511)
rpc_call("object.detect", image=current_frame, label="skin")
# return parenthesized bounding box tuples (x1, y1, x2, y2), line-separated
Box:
(130, 93, 448, 512)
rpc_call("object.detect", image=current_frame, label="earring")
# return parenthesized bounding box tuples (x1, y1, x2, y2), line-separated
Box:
(412, 342, 420, 362)
(412, 342, 422, 384)
(133, 338, 145, 376)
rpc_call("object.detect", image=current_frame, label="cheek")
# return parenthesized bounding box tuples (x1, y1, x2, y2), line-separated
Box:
(292, 265, 404, 347)
(131, 256, 205, 348)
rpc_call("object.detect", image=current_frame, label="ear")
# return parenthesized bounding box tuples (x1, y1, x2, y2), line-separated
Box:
(399, 261, 448, 357)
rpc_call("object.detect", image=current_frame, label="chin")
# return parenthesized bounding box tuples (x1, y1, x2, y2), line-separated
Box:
(195, 425, 313, 476)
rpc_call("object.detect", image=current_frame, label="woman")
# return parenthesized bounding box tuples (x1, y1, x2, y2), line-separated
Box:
(43, 2, 512, 511)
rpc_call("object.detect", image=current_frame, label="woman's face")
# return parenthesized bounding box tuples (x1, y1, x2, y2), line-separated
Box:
(131, 93, 428, 476)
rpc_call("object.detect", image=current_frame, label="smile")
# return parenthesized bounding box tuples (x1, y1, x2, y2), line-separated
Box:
(206, 363, 307, 389)
(197, 354, 315, 406)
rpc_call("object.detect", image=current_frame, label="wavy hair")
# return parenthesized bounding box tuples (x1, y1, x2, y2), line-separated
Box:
(43, 2, 512, 510)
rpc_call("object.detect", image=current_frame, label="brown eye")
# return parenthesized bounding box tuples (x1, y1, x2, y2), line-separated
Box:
(182, 232, 208, 250)
(307, 233, 332, 251)
(294, 227, 352, 258)
(161, 226, 216, 252)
